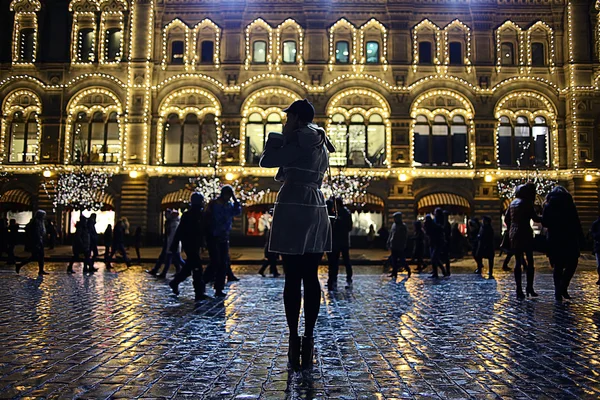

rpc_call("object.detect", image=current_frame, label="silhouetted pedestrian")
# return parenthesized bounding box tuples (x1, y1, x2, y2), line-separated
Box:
(47, 220, 57, 249)
(506, 183, 541, 299)
(87, 213, 99, 268)
(103, 224, 113, 263)
(67, 216, 94, 274)
(169, 192, 208, 301)
(326, 197, 353, 290)
(107, 220, 131, 268)
(134, 226, 142, 264)
(468, 218, 482, 271)
(476, 216, 495, 279)
(435, 208, 452, 276)
(388, 212, 410, 279)
(542, 186, 584, 301)
(258, 226, 279, 277)
(160, 211, 183, 278)
(591, 216, 600, 286)
(377, 226, 389, 250)
(411, 221, 426, 271)
(260, 98, 334, 372)
(424, 215, 447, 278)
(7, 219, 18, 265)
(16, 210, 48, 275)
(367, 225, 376, 248)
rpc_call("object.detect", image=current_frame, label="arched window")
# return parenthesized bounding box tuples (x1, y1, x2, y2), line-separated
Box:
(497, 115, 549, 168)
(413, 114, 469, 167)
(328, 113, 385, 167)
(170, 40, 185, 64)
(282, 41, 297, 63)
(501, 42, 514, 65)
(78, 28, 96, 63)
(336, 41, 350, 63)
(365, 41, 379, 64)
(329, 113, 347, 166)
(348, 114, 366, 166)
(19, 28, 35, 62)
(8, 111, 38, 163)
(367, 114, 385, 166)
(163, 113, 217, 165)
(105, 28, 122, 61)
(531, 42, 545, 66)
(71, 111, 120, 164)
(245, 112, 282, 165)
(253, 41, 267, 63)
(11, 0, 40, 64)
(449, 42, 462, 65)
(200, 40, 214, 63)
(419, 41, 432, 64)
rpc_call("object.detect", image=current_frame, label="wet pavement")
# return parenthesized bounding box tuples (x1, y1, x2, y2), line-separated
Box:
(1, 262, 600, 399)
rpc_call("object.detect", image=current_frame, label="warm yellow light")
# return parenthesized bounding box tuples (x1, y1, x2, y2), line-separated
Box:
(484, 175, 493, 183)
(129, 170, 139, 179)
(398, 173, 408, 182)
(42, 170, 52, 178)
(585, 174, 593, 182)
(225, 172, 235, 181)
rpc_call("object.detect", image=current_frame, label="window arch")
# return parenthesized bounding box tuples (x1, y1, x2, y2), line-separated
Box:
(192, 19, 221, 68)
(98, 0, 127, 64)
(161, 19, 191, 69)
(162, 113, 217, 165)
(328, 18, 357, 70)
(526, 21, 555, 71)
(10, 0, 41, 65)
(1, 90, 42, 164)
(276, 19, 304, 69)
(244, 19, 273, 70)
(69, 0, 101, 64)
(443, 19, 471, 69)
(496, 21, 523, 71)
(412, 19, 441, 71)
(359, 19, 388, 68)
(244, 112, 283, 165)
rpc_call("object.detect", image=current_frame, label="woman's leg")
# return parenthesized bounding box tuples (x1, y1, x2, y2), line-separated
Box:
(514, 252, 525, 298)
(302, 253, 323, 338)
(562, 257, 578, 298)
(525, 250, 537, 295)
(282, 254, 302, 337)
(552, 259, 564, 300)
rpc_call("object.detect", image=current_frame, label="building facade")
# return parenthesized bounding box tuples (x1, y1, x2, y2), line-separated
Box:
(1, 0, 600, 244)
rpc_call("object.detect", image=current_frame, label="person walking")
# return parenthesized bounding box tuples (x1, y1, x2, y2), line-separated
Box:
(159, 210, 184, 278)
(468, 218, 483, 272)
(475, 216, 495, 279)
(67, 216, 94, 274)
(367, 225, 376, 248)
(377, 226, 389, 250)
(411, 220, 426, 272)
(107, 220, 132, 268)
(259, 98, 334, 372)
(204, 186, 242, 297)
(7, 219, 18, 265)
(147, 210, 171, 276)
(434, 208, 452, 276)
(134, 226, 142, 264)
(326, 197, 353, 290)
(47, 220, 58, 249)
(16, 210, 48, 275)
(103, 224, 113, 264)
(424, 214, 447, 278)
(258, 225, 280, 277)
(591, 216, 600, 285)
(87, 213, 99, 269)
(542, 186, 584, 301)
(505, 183, 541, 299)
(388, 212, 410, 280)
(122, 217, 131, 249)
(169, 192, 208, 301)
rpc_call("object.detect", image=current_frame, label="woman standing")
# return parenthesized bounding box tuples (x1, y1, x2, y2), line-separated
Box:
(260, 99, 333, 372)
(542, 186, 584, 301)
(411, 221, 426, 272)
(505, 183, 541, 299)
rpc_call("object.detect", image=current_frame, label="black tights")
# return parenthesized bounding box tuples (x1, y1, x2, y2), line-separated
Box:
(514, 250, 534, 291)
(282, 253, 323, 338)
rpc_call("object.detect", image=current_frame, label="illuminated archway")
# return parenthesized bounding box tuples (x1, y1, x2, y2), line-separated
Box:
(1, 89, 42, 164)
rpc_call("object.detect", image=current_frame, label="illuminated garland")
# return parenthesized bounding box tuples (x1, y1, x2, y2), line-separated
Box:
(497, 172, 557, 200)
(189, 176, 270, 206)
(51, 168, 112, 211)
(322, 170, 374, 206)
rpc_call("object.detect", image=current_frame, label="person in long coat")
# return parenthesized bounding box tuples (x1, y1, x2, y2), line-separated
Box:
(260, 99, 333, 372)
(542, 186, 584, 301)
(16, 210, 48, 275)
(505, 183, 541, 299)
(326, 197, 353, 290)
(67, 216, 92, 274)
(475, 216, 495, 279)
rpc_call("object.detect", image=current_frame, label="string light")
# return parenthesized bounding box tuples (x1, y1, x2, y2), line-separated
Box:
(412, 19, 442, 73)
(497, 172, 557, 200)
(328, 18, 358, 71)
(10, 0, 41, 65)
(244, 19, 273, 71)
(322, 170, 374, 206)
(275, 19, 304, 71)
(50, 167, 112, 211)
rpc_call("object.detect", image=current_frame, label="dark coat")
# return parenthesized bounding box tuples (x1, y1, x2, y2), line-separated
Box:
(506, 198, 540, 252)
(476, 224, 495, 259)
(328, 201, 352, 249)
(73, 219, 90, 252)
(412, 229, 425, 258)
(171, 205, 205, 254)
(542, 190, 584, 262)
(87, 218, 98, 244)
(424, 218, 444, 248)
(103, 227, 113, 247)
(7, 223, 18, 246)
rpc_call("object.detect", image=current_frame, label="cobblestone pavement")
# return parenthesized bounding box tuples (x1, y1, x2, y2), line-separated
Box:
(1, 262, 600, 399)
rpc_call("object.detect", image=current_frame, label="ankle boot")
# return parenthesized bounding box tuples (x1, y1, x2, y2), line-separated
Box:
(301, 336, 314, 370)
(288, 335, 301, 372)
(515, 269, 525, 299)
(526, 267, 538, 297)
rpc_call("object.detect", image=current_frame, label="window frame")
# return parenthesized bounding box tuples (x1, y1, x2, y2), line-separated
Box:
(448, 41, 463, 65)
(335, 40, 350, 64)
(170, 40, 185, 65)
(252, 40, 268, 64)
(200, 40, 214, 64)
(531, 42, 546, 67)
(418, 41, 433, 65)
(365, 40, 380, 64)
(72, 111, 121, 165)
(500, 41, 515, 66)
(282, 40, 297, 64)
(8, 111, 37, 164)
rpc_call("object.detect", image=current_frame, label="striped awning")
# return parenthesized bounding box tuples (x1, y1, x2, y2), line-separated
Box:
(0, 189, 32, 209)
(417, 192, 471, 213)
(246, 191, 278, 207)
(97, 192, 114, 209)
(161, 189, 194, 209)
(354, 193, 385, 208)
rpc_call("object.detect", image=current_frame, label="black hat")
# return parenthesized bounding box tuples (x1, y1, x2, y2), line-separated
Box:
(283, 99, 315, 122)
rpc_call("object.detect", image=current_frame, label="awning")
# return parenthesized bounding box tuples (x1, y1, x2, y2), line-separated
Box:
(246, 191, 277, 207)
(417, 192, 471, 214)
(162, 189, 194, 210)
(0, 189, 32, 211)
(347, 192, 385, 212)
(97, 192, 114, 210)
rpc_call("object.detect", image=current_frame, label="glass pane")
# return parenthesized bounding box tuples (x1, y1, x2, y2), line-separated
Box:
(79, 29, 95, 62)
(335, 41, 349, 64)
(20, 29, 35, 62)
(25, 116, 38, 163)
(182, 115, 200, 164)
(107, 29, 122, 61)
(535, 116, 546, 124)
(514, 125, 531, 167)
(201, 114, 217, 164)
(366, 41, 379, 64)
(350, 114, 364, 123)
(329, 122, 347, 166)
(164, 114, 181, 164)
(416, 115, 428, 123)
(246, 123, 264, 165)
(283, 41, 297, 63)
(267, 113, 281, 122)
(90, 113, 105, 163)
(367, 124, 385, 166)
(500, 116, 510, 124)
(72, 112, 88, 163)
(253, 41, 267, 63)
(249, 113, 262, 122)
(265, 123, 282, 135)
(105, 113, 119, 163)
(413, 124, 430, 165)
(531, 43, 545, 67)
(201, 41, 214, 63)
(498, 125, 512, 166)
(501, 42, 514, 65)
(449, 42, 462, 65)
(431, 124, 449, 165)
(532, 125, 548, 166)
(418, 41, 432, 64)
(369, 114, 383, 123)
(171, 40, 184, 64)
(434, 115, 446, 123)
(348, 124, 366, 166)
(450, 124, 468, 165)
(9, 116, 25, 162)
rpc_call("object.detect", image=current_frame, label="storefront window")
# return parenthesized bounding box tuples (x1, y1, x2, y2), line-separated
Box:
(70, 210, 115, 234)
